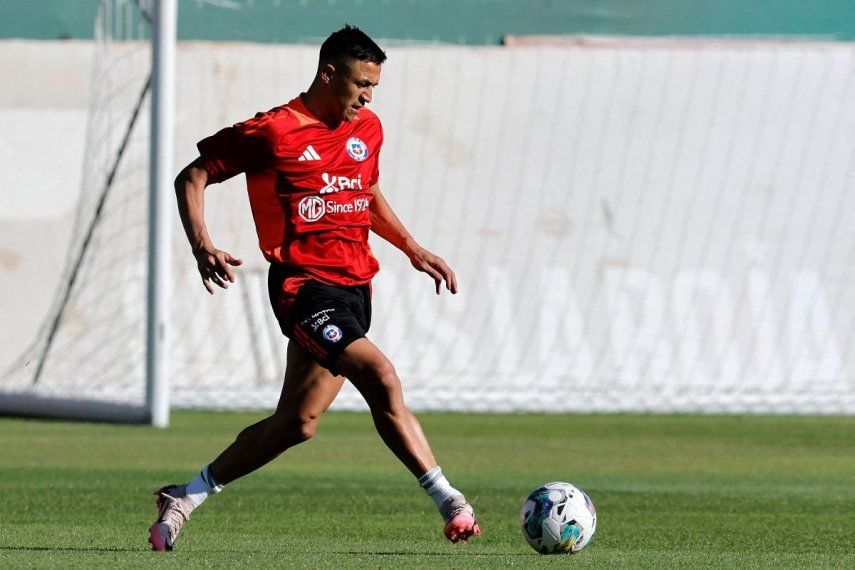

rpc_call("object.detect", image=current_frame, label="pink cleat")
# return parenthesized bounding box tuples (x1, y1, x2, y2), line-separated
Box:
(149, 484, 194, 551)
(442, 498, 482, 543)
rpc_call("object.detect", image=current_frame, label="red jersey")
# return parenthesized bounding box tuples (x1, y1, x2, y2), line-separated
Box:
(197, 95, 383, 286)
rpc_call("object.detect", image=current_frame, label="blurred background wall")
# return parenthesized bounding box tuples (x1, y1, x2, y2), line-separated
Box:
(2, 1, 854, 413)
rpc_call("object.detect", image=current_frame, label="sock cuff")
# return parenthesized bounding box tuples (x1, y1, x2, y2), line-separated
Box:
(202, 465, 223, 493)
(418, 466, 443, 488)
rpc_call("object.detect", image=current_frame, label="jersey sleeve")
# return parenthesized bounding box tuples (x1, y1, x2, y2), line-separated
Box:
(196, 112, 281, 184)
(368, 121, 383, 186)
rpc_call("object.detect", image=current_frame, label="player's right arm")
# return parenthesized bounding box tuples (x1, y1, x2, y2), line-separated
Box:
(174, 158, 243, 294)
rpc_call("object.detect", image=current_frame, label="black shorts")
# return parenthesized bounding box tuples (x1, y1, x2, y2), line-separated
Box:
(279, 278, 372, 372)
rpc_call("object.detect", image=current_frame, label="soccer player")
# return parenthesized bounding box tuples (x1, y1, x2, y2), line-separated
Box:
(148, 25, 481, 551)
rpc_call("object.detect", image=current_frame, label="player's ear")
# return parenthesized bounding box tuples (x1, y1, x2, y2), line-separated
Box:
(320, 63, 335, 84)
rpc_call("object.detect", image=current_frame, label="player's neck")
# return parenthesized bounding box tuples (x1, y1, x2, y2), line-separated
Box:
(301, 88, 342, 129)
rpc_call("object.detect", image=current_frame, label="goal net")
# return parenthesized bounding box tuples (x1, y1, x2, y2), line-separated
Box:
(2, 4, 854, 420)
(0, 0, 156, 421)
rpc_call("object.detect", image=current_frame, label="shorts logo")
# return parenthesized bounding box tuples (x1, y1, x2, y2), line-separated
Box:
(345, 137, 369, 162)
(323, 324, 343, 343)
(301, 308, 335, 332)
(298, 195, 325, 222)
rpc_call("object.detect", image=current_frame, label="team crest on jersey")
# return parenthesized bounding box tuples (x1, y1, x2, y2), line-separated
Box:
(345, 137, 369, 162)
(323, 324, 343, 343)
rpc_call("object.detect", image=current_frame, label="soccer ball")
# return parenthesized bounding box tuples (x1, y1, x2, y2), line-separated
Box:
(520, 482, 597, 554)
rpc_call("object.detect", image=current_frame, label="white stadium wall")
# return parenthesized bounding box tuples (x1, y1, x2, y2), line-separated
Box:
(1, 37, 854, 415)
(0, 41, 92, 372)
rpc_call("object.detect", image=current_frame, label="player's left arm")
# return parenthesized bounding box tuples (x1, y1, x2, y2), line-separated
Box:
(369, 184, 458, 295)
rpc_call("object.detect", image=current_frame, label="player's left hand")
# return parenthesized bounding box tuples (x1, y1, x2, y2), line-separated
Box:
(403, 238, 458, 295)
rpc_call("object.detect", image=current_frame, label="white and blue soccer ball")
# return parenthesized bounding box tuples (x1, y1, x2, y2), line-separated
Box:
(520, 482, 597, 554)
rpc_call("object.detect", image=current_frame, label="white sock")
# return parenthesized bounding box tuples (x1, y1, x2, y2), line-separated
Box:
(185, 464, 223, 507)
(418, 466, 462, 511)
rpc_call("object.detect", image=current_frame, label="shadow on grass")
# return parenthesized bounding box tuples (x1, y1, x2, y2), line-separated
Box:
(1, 546, 535, 557)
(0, 546, 141, 553)
(344, 551, 532, 557)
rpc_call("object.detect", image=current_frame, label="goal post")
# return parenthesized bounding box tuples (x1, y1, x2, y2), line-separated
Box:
(146, 0, 177, 427)
(0, 0, 177, 425)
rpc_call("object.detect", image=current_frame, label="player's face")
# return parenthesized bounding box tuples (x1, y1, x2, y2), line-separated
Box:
(330, 59, 381, 122)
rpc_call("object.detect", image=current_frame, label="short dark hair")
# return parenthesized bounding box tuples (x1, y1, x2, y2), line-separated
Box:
(319, 24, 386, 67)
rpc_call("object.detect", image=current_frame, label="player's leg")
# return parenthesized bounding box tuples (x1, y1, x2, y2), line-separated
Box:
(207, 340, 344, 483)
(149, 341, 344, 551)
(334, 338, 481, 543)
(334, 338, 433, 476)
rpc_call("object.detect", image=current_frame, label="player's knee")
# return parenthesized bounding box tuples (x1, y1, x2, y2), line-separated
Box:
(294, 417, 318, 443)
(268, 415, 317, 449)
(366, 361, 404, 410)
(374, 360, 398, 386)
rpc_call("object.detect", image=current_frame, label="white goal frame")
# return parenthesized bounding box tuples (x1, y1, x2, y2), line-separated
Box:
(0, 0, 176, 427)
(145, 0, 177, 427)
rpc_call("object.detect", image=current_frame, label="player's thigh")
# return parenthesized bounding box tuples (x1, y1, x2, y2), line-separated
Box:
(274, 340, 345, 422)
(334, 338, 402, 407)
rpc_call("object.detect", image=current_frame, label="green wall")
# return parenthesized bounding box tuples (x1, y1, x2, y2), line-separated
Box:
(3, 0, 854, 44)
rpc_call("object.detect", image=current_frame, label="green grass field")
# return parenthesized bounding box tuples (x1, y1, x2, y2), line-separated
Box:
(1, 411, 853, 567)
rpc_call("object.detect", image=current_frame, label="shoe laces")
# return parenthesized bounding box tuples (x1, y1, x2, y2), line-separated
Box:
(441, 495, 474, 523)
(157, 489, 193, 538)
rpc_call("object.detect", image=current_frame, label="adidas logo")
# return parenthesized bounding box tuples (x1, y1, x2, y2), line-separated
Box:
(298, 145, 321, 161)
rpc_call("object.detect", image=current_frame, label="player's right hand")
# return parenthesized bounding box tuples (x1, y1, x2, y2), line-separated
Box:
(193, 247, 243, 294)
